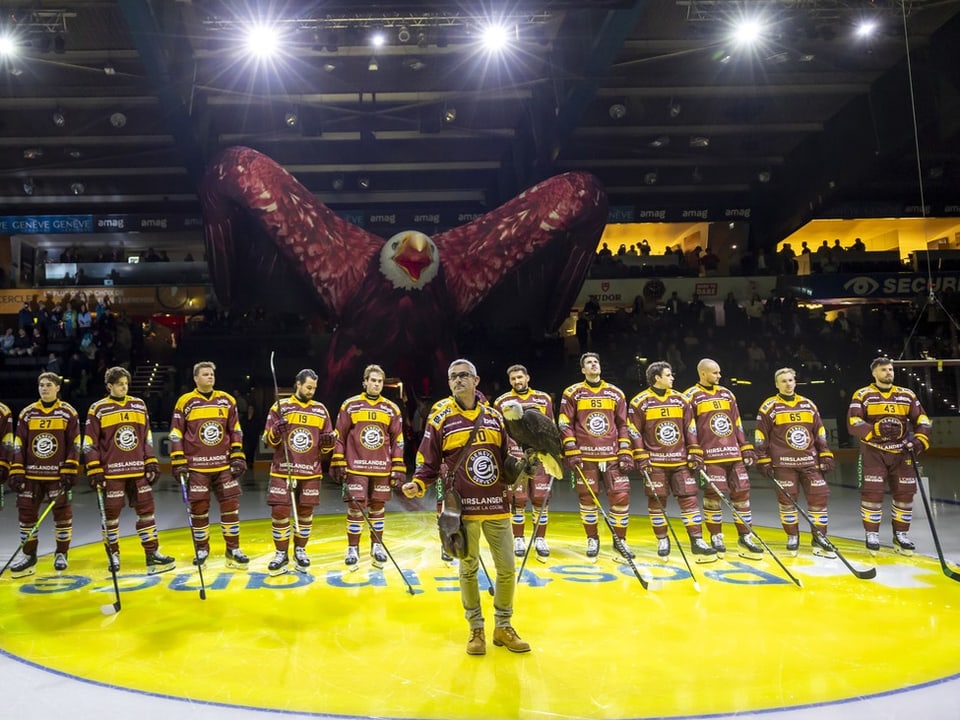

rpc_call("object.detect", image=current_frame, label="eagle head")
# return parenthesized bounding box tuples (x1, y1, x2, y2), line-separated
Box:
(379, 230, 440, 290)
(501, 399, 524, 422)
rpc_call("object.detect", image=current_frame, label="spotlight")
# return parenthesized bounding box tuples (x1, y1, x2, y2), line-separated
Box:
(284, 111, 298, 128)
(855, 20, 878, 39)
(608, 103, 627, 120)
(732, 18, 765, 46)
(757, 170, 772, 183)
(668, 101, 681, 118)
(66, 148, 82, 159)
(103, 61, 115, 75)
(403, 57, 426, 72)
(52, 108, 66, 127)
(0, 33, 19, 57)
(23, 178, 35, 196)
(397, 26, 411, 43)
(331, 175, 345, 191)
(322, 61, 338, 73)
(443, 106, 457, 124)
(370, 30, 386, 48)
(109, 112, 127, 128)
(70, 182, 85, 195)
(9, 66, 23, 76)
(649, 135, 670, 149)
(368, 57, 379, 72)
(643, 172, 658, 186)
(690, 136, 710, 148)
(23, 148, 43, 160)
(417, 31, 428, 48)
(358, 176, 371, 191)
(691, 167, 703, 184)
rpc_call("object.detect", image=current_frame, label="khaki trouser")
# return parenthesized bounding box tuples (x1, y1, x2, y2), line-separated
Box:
(460, 517, 515, 629)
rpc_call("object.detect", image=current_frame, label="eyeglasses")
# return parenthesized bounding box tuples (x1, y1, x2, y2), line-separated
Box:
(448, 371, 474, 381)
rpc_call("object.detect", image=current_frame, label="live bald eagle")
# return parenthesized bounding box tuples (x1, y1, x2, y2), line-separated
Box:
(500, 400, 564, 479)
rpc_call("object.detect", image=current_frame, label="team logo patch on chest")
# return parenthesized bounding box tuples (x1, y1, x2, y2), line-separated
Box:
(32, 433, 58, 459)
(466, 448, 499, 486)
(198, 421, 224, 446)
(288, 428, 314, 454)
(654, 420, 681, 447)
(709, 413, 733, 437)
(584, 412, 611, 437)
(114, 425, 139, 452)
(785, 425, 812, 450)
(360, 425, 385, 450)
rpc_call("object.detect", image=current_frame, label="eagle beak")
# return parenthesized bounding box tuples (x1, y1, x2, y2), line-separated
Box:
(393, 233, 433, 283)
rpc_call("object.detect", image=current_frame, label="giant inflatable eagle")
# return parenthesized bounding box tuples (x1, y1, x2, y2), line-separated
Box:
(200, 146, 607, 401)
(500, 399, 564, 480)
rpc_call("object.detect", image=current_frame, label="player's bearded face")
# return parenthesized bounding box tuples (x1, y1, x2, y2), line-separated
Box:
(296, 378, 317, 401)
(509, 372, 528, 393)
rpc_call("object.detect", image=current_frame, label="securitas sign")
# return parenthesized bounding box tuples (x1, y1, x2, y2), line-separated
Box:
(783, 272, 960, 299)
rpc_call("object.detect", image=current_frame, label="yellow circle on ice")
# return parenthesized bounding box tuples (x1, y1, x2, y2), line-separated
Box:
(0, 512, 958, 719)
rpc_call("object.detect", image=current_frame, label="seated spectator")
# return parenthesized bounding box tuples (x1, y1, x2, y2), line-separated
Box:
(597, 243, 612, 260)
(77, 302, 93, 333)
(747, 340, 767, 372)
(10, 327, 35, 356)
(1, 327, 15, 355)
(851, 237, 866, 252)
(639, 239, 651, 256)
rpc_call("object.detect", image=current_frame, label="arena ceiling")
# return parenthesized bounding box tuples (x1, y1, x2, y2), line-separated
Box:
(2, 0, 960, 245)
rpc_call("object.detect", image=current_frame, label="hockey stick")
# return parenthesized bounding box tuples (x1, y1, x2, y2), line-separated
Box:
(516, 478, 554, 584)
(641, 469, 701, 592)
(269, 351, 301, 537)
(909, 448, 960, 582)
(346, 496, 415, 595)
(477, 551, 496, 597)
(698, 469, 803, 588)
(95, 487, 122, 615)
(765, 474, 876, 580)
(574, 465, 661, 591)
(178, 476, 207, 600)
(0, 496, 57, 578)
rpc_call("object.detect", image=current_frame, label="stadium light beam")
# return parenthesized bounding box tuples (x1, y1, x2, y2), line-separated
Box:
(481, 23, 511, 52)
(732, 18, 765, 47)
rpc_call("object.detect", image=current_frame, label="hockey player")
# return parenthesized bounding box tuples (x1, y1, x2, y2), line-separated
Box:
(6, 373, 81, 576)
(0, 400, 11, 502)
(329, 364, 405, 570)
(559, 352, 635, 562)
(83, 367, 175, 574)
(494, 364, 556, 560)
(683, 358, 763, 559)
(755, 367, 836, 558)
(169, 361, 248, 569)
(847, 357, 931, 554)
(262, 368, 335, 575)
(629, 361, 717, 563)
(401, 358, 534, 655)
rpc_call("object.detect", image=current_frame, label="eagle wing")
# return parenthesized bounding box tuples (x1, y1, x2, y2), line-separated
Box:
(433, 172, 607, 331)
(521, 408, 564, 480)
(201, 146, 383, 315)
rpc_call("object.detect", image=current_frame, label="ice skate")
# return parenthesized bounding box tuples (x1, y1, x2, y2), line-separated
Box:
(585, 536, 600, 563)
(107, 551, 120, 573)
(225, 547, 250, 569)
(53, 552, 68, 572)
(691, 537, 718, 563)
(711, 533, 726, 558)
(371, 543, 387, 569)
(811, 534, 837, 559)
(192, 548, 209, 567)
(294, 546, 311, 572)
(9, 552, 37, 578)
(513, 536, 525, 557)
(786, 534, 799, 558)
(656, 536, 671, 559)
(534, 537, 550, 561)
(267, 551, 289, 576)
(893, 531, 915, 556)
(737, 533, 763, 560)
(345, 545, 359, 571)
(865, 531, 880, 554)
(145, 551, 175, 575)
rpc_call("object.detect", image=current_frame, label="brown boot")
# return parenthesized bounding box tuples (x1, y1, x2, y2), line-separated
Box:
(466, 627, 486, 655)
(493, 626, 531, 653)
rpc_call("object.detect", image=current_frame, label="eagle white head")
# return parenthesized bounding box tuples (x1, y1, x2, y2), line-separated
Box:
(501, 399, 524, 422)
(379, 230, 440, 290)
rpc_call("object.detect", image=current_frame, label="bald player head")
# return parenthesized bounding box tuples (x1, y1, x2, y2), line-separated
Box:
(697, 358, 721, 388)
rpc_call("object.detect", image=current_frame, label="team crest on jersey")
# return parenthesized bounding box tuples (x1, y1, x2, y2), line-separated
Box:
(32, 433, 58, 459)
(785, 425, 812, 450)
(655, 421, 681, 447)
(287, 428, 314, 454)
(709, 413, 734, 437)
(360, 425, 385, 450)
(466, 448, 499, 486)
(114, 425, 139, 452)
(198, 421, 224, 446)
(584, 412, 611, 437)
